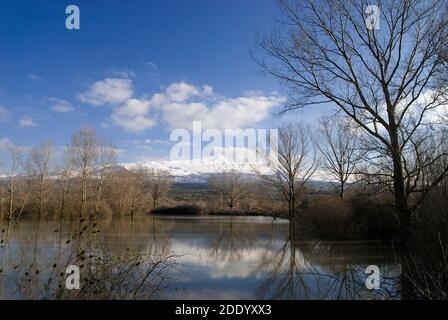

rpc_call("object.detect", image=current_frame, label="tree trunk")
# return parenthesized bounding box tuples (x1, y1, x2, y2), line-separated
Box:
(389, 124, 411, 239)
(152, 186, 159, 209)
(289, 195, 295, 221)
(81, 168, 88, 218)
(340, 180, 345, 200)
(94, 176, 104, 217)
(37, 176, 44, 218)
(153, 198, 158, 210)
(8, 177, 14, 220)
(60, 182, 68, 220)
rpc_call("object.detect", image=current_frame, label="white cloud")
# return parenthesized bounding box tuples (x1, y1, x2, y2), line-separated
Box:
(164, 81, 213, 102)
(78, 78, 133, 106)
(111, 114, 156, 133)
(87, 79, 284, 134)
(145, 61, 159, 70)
(111, 98, 155, 133)
(0, 105, 10, 121)
(19, 116, 37, 128)
(151, 82, 284, 130)
(144, 61, 161, 81)
(104, 68, 135, 79)
(0, 137, 13, 151)
(415, 89, 448, 124)
(113, 98, 150, 117)
(28, 74, 42, 81)
(143, 139, 166, 144)
(44, 97, 75, 113)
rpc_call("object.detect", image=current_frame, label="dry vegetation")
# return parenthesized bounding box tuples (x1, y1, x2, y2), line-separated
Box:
(0, 127, 173, 221)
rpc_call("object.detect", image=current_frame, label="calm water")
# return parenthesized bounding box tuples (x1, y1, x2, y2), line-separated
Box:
(0, 215, 401, 299)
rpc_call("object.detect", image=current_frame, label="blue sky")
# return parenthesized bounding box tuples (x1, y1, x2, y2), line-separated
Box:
(0, 0, 323, 163)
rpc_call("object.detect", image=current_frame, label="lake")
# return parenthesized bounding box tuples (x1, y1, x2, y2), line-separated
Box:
(0, 215, 401, 299)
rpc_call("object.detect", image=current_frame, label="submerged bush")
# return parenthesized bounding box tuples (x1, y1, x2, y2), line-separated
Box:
(348, 195, 398, 240)
(299, 196, 354, 239)
(298, 195, 399, 240)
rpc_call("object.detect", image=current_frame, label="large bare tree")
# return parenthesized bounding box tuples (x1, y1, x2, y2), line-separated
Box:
(255, 0, 448, 234)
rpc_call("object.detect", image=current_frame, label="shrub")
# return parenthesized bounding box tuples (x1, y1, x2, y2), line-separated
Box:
(347, 195, 398, 240)
(298, 194, 399, 240)
(299, 196, 354, 239)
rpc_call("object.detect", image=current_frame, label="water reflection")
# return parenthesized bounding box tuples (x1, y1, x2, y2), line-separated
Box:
(0, 216, 400, 299)
(208, 216, 258, 263)
(255, 225, 400, 299)
(0, 218, 174, 299)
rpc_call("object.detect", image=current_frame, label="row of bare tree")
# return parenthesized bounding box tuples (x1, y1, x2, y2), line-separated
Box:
(2, 115, 446, 232)
(0, 127, 172, 220)
(208, 113, 447, 231)
(206, 118, 355, 217)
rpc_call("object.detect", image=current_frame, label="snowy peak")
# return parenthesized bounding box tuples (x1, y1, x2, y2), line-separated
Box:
(123, 154, 269, 177)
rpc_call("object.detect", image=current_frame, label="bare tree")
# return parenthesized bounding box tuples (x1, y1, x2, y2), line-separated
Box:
(107, 169, 131, 216)
(209, 171, 252, 210)
(314, 116, 364, 199)
(128, 166, 149, 217)
(146, 169, 172, 209)
(57, 149, 74, 219)
(69, 127, 98, 217)
(93, 141, 117, 218)
(27, 140, 54, 217)
(255, 0, 448, 235)
(256, 124, 317, 221)
(0, 146, 28, 219)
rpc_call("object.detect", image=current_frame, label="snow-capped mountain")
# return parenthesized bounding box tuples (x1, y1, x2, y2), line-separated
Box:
(122, 154, 270, 178)
(121, 155, 335, 192)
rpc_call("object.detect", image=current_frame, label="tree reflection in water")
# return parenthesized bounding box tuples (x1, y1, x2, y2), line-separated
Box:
(1, 216, 401, 300)
(0, 218, 177, 300)
(254, 225, 401, 300)
(208, 217, 257, 263)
